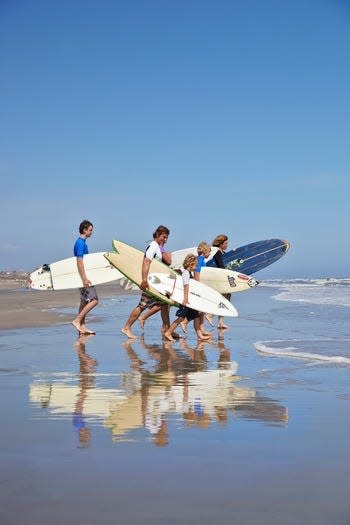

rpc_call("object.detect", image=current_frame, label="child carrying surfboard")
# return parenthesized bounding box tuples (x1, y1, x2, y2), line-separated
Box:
(163, 254, 212, 342)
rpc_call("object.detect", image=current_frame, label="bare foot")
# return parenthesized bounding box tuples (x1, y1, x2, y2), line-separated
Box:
(80, 325, 96, 335)
(72, 320, 82, 333)
(172, 332, 182, 339)
(121, 327, 137, 339)
(205, 314, 214, 327)
(164, 332, 175, 342)
(197, 329, 213, 340)
(197, 334, 212, 341)
(138, 318, 145, 329)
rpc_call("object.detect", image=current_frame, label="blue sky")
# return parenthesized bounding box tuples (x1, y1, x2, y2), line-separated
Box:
(1, 0, 349, 278)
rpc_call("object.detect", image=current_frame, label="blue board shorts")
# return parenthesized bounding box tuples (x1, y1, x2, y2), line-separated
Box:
(175, 305, 199, 321)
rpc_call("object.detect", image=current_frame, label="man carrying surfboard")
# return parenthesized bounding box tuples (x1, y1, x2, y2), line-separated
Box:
(71, 220, 99, 335)
(121, 225, 171, 339)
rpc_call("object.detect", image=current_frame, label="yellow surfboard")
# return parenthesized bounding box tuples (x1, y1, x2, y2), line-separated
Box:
(104, 240, 179, 306)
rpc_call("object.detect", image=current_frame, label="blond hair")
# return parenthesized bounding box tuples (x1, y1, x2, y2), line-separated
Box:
(212, 234, 228, 247)
(197, 241, 211, 255)
(183, 253, 197, 270)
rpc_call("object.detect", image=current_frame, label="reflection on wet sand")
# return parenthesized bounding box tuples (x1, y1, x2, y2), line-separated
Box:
(29, 335, 288, 446)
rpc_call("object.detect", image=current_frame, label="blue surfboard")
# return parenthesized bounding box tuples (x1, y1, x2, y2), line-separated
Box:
(206, 239, 290, 275)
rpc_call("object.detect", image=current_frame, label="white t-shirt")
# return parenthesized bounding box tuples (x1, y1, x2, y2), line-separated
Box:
(144, 240, 162, 261)
(182, 268, 190, 286)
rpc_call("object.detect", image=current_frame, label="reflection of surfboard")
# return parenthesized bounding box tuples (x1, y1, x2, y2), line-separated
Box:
(29, 252, 123, 290)
(148, 272, 238, 317)
(199, 267, 258, 294)
(104, 240, 178, 306)
(171, 239, 290, 275)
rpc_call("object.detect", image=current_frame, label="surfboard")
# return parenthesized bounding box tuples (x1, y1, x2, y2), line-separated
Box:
(148, 272, 238, 317)
(29, 252, 123, 291)
(170, 246, 218, 269)
(117, 259, 258, 295)
(198, 267, 259, 294)
(104, 240, 178, 306)
(171, 239, 290, 275)
(206, 239, 290, 274)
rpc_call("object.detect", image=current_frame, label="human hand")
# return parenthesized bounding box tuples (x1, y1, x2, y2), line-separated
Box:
(140, 279, 149, 291)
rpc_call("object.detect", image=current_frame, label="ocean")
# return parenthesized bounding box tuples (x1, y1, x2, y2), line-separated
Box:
(1, 279, 349, 524)
(255, 278, 350, 364)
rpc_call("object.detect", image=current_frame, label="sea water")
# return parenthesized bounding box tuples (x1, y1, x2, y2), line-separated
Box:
(255, 278, 350, 364)
(1, 280, 350, 524)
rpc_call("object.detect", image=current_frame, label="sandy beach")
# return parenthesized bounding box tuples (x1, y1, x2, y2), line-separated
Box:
(0, 274, 133, 330)
(1, 276, 349, 525)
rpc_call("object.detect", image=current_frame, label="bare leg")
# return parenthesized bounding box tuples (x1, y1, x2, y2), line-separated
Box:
(72, 298, 98, 334)
(160, 305, 170, 334)
(164, 318, 182, 342)
(198, 313, 211, 336)
(205, 313, 214, 327)
(122, 305, 142, 338)
(139, 304, 161, 329)
(180, 319, 188, 333)
(217, 316, 228, 329)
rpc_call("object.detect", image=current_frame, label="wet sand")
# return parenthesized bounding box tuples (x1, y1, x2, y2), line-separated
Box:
(1, 279, 350, 525)
(0, 278, 134, 330)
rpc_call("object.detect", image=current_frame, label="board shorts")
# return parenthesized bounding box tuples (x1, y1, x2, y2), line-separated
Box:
(175, 305, 199, 322)
(79, 286, 98, 303)
(138, 292, 163, 311)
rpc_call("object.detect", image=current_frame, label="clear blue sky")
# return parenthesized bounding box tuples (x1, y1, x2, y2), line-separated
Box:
(1, 0, 349, 278)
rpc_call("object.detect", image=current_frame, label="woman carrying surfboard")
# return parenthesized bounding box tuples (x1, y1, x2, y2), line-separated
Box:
(210, 234, 231, 330)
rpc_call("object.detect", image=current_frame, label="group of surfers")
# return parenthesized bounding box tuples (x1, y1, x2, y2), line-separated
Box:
(71, 221, 231, 341)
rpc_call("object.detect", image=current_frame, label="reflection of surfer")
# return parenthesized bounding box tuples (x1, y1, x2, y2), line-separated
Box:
(73, 335, 97, 447)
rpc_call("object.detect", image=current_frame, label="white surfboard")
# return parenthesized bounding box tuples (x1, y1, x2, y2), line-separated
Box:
(117, 264, 258, 295)
(148, 272, 238, 317)
(29, 252, 123, 290)
(104, 240, 179, 306)
(170, 246, 217, 269)
(199, 267, 259, 294)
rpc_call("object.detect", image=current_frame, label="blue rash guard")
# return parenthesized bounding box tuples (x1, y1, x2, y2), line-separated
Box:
(74, 237, 88, 258)
(195, 254, 206, 273)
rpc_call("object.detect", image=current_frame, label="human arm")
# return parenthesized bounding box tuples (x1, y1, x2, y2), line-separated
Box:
(160, 244, 172, 266)
(76, 257, 91, 287)
(161, 251, 172, 266)
(182, 269, 190, 304)
(140, 257, 151, 291)
(183, 283, 189, 305)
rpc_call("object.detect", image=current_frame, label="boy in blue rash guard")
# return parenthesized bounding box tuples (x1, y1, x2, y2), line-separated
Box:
(72, 220, 99, 335)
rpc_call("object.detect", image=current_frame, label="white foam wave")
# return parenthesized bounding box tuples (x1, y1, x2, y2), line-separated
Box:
(254, 339, 350, 365)
(261, 278, 350, 307)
